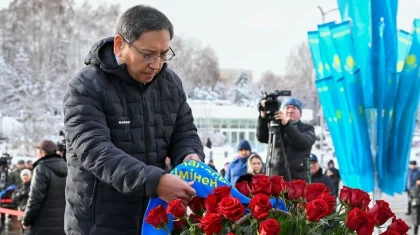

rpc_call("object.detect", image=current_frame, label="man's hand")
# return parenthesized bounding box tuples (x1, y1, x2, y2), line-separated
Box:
(183, 154, 201, 162)
(274, 110, 289, 126)
(260, 99, 267, 117)
(22, 225, 30, 230)
(156, 174, 196, 204)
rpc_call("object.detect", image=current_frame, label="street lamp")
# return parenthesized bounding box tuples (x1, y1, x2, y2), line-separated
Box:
(316, 5, 339, 167)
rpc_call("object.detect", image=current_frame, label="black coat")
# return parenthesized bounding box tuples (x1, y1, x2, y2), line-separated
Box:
(257, 118, 316, 182)
(63, 37, 204, 235)
(11, 181, 30, 210)
(22, 154, 67, 235)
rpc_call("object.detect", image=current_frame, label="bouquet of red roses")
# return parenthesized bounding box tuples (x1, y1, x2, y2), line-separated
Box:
(145, 174, 410, 235)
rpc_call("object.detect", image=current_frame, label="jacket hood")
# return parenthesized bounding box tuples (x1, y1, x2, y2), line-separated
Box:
(84, 37, 167, 85)
(33, 154, 67, 177)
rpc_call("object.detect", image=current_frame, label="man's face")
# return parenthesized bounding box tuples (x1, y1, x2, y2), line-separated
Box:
(410, 163, 417, 170)
(114, 30, 171, 84)
(310, 161, 319, 175)
(238, 149, 250, 158)
(17, 164, 25, 170)
(284, 105, 301, 121)
(26, 162, 33, 169)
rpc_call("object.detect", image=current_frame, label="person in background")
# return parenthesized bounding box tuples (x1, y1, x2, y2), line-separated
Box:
(309, 154, 335, 196)
(12, 169, 32, 224)
(207, 159, 217, 172)
(25, 160, 33, 171)
(206, 138, 212, 149)
(257, 97, 316, 182)
(10, 160, 25, 186)
(410, 176, 420, 235)
(220, 162, 229, 177)
(325, 160, 340, 197)
(407, 160, 420, 215)
(22, 140, 67, 234)
(225, 140, 252, 185)
(236, 154, 266, 185)
(247, 154, 264, 175)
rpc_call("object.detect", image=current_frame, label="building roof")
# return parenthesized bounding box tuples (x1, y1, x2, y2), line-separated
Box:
(189, 100, 314, 122)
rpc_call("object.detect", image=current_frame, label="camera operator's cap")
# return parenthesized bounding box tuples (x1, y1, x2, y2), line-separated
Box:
(34, 140, 58, 154)
(283, 97, 302, 114)
(310, 154, 318, 163)
(410, 160, 417, 165)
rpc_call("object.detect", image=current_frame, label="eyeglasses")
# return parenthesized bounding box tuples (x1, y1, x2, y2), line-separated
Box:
(123, 38, 175, 64)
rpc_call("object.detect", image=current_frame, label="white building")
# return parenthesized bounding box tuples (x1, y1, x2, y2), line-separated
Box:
(189, 100, 314, 153)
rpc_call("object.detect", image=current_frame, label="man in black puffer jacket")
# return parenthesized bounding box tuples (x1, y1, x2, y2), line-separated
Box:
(63, 5, 204, 235)
(22, 140, 67, 234)
(257, 97, 316, 182)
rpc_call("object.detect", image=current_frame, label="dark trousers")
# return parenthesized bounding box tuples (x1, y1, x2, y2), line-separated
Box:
(415, 225, 418, 235)
(409, 193, 413, 214)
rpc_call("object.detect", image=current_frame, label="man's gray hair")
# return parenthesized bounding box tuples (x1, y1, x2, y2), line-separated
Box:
(116, 5, 174, 42)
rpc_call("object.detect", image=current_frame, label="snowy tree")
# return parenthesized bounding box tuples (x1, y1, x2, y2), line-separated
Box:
(228, 70, 257, 106)
(168, 37, 220, 92)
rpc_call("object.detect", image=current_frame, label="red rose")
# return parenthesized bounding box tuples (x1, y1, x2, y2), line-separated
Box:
(235, 181, 251, 197)
(217, 197, 245, 221)
(317, 193, 336, 214)
(166, 199, 186, 218)
(204, 194, 219, 213)
(189, 213, 202, 224)
(369, 200, 395, 226)
(251, 174, 272, 196)
(259, 218, 281, 235)
(339, 186, 352, 204)
(199, 213, 223, 235)
(305, 199, 329, 222)
(249, 194, 272, 220)
(287, 180, 307, 200)
(270, 176, 286, 197)
(357, 213, 376, 235)
(349, 189, 371, 209)
(387, 217, 410, 234)
(173, 219, 188, 230)
(345, 208, 376, 235)
(212, 185, 232, 201)
(226, 233, 235, 235)
(304, 183, 330, 202)
(188, 196, 205, 215)
(379, 230, 400, 235)
(145, 205, 168, 228)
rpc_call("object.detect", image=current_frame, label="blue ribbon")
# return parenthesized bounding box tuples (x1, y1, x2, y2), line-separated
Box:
(141, 161, 287, 234)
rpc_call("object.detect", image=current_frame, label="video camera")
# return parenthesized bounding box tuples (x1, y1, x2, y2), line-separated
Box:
(0, 153, 12, 170)
(260, 90, 292, 119)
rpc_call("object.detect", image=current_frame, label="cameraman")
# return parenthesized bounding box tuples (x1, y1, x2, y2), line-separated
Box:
(257, 97, 316, 182)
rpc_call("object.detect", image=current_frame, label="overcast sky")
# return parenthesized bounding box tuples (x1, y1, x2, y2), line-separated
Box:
(1, 0, 418, 80)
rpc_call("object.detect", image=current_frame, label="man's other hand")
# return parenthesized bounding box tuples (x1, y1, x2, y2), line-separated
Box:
(183, 154, 201, 162)
(156, 174, 196, 204)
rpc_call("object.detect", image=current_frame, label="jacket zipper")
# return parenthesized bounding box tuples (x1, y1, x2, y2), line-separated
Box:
(142, 92, 149, 163)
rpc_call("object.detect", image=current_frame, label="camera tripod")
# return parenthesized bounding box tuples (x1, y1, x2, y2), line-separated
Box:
(265, 120, 292, 182)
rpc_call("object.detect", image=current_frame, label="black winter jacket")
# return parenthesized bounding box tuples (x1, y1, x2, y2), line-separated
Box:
(63, 37, 204, 235)
(256, 118, 316, 182)
(12, 181, 30, 211)
(22, 154, 67, 235)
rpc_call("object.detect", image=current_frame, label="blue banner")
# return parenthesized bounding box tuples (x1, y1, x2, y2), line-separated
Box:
(330, 21, 374, 192)
(336, 0, 373, 108)
(308, 30, 352, 177)
(317, 23, 355, 166)
(141, 161, 287, 234)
